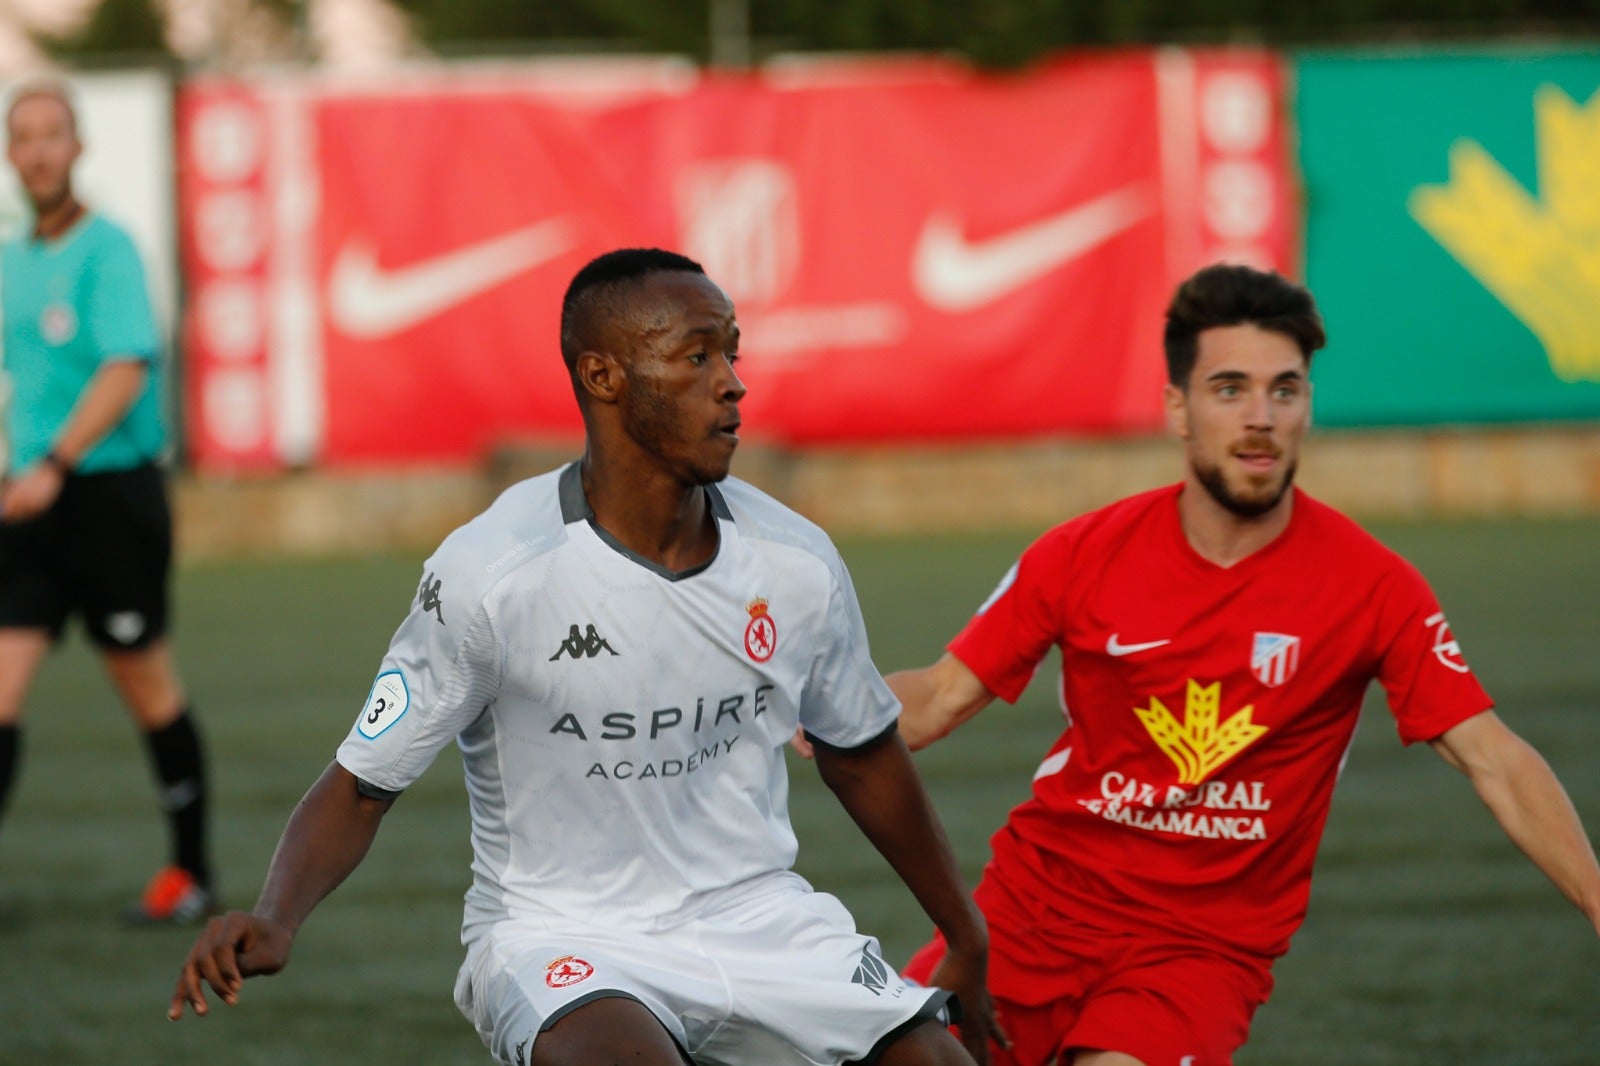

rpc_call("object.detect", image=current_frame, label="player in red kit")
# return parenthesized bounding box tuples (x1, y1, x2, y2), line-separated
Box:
(890, 265, 1600, 1066)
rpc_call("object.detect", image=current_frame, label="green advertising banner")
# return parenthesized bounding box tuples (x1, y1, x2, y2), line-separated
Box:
(1296, 48, 1600, 426)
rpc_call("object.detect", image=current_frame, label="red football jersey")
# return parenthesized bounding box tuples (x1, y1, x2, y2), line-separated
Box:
(951, 485, 1493, 959)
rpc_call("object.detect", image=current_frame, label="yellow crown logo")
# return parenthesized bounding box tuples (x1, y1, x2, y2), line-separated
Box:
(1134, 680, 1268, 786)
(746, 597, 769, 619)
(1409, 85, 1600, 383)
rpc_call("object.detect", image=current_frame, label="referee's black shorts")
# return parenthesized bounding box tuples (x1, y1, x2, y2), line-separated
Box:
(0, 462, 173, 650)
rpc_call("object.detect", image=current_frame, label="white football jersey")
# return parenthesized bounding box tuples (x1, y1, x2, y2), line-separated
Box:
(336, 463, 899, 934)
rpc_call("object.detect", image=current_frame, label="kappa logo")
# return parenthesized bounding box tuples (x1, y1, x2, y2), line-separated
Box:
(416, 572, 444, 625)
(1134, 679, 1269, 786)
(1250, 632, 1301, 687)
(850, 944, 890, 995)
(912, 183, 1155, 312)
(549, 623, 618, 661)
(1425, 611, 1470, 674)
(513, 1035, 530, 1066)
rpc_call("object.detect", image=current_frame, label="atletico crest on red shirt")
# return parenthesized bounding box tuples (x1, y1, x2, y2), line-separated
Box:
(1251, 632, 1301, 687)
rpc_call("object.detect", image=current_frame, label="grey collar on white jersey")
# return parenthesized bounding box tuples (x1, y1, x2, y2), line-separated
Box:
(557, 461, 733, 582)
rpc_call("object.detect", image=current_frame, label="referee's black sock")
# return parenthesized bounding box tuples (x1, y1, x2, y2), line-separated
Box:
(141, 710, 211, 889)
(0, 724, 19, 827)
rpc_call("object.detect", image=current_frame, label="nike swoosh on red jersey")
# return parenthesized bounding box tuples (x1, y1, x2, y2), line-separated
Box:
(328, 216, 575, 340)
(1105, 634, 1172, 656)
(911, 183, 1154, 312)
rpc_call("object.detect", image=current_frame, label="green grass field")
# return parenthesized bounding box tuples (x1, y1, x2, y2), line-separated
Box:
(2, 516, 1597, 1064)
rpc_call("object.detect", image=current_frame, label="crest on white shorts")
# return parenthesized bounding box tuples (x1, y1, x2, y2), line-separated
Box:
(544, 954, 594, 989)
(1250, 632, 1301, 687)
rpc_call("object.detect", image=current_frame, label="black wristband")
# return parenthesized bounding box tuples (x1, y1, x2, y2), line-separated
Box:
(42, 450, 74, 475)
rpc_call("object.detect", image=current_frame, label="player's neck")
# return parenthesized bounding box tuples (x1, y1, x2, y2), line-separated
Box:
(31, 194, 84, 242)
(1177, 481, 1294, 568)
(579, 454, 720, 571)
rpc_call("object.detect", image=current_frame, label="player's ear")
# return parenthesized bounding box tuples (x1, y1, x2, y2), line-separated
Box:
(1163, 382, 1190, 440)
(575, 349, 624, 405)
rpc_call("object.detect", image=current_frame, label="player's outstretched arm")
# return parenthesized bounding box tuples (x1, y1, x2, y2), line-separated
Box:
(813, 729, 1000, 1064)
(168, 761, 395, 1019)
(1429, 710, 1600, 937)
(888, 653, 996, 750)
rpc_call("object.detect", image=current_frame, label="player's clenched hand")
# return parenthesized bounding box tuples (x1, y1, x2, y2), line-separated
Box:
(0, 465, 65, 523)
(168, 911, 293, 1020)
(930, 943, 1007, 1065)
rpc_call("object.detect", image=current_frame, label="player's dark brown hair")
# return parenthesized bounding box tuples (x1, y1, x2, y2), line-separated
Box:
(1163, 263, 1326, 388)
(559, 247, 706, 373)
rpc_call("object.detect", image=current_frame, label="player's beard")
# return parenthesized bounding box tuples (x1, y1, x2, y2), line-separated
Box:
(1193, 454, 1297, 519)
(623, 374, 730, 485)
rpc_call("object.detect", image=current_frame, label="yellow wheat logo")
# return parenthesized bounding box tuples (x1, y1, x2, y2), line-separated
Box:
(1409, 85, 1600, 383)
(1134, 680, 1268, 785)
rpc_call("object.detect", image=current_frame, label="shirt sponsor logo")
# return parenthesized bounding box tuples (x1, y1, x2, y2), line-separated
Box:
(1134, 679, 1268, 786)
(1250, 631, 1300, 687)
(1079, 769, 1273, 842)
(1106, 633, 1172, 657)
(551, 684, 776, 784)
(416, 571, 445, 625)
(543, 954, 594, 989)
(1425, 611, 1470, 673)
(549, 623, 618, 661)
(357, 670, 409, 739)
(744, 597, 777, 662)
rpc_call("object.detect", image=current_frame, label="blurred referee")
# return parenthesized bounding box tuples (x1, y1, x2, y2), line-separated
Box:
(0, 80, 215, 924)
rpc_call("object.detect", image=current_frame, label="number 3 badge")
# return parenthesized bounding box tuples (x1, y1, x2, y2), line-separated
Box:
(358, 671, 410, 739)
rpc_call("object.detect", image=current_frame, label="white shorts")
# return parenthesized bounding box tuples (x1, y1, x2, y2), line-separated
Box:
(453, 878, 951, 1066)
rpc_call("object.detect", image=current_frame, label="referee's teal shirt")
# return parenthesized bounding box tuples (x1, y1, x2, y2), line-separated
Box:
(2, 212, 164, 475)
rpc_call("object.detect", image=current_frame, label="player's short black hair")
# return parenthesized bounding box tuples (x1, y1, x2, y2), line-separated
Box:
(1163, 263, 1326, 388)
(559, 248, 706, 372)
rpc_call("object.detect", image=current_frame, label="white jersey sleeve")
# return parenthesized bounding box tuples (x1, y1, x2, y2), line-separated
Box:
(336, 548, 504, 795)
(795, 543, 901, 750)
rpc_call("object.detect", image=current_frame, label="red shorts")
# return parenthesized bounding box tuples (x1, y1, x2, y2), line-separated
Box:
(905, 883, 1274, 1066)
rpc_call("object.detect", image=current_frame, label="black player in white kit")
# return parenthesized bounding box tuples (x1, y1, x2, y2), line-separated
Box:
(170, 248, 998, 1066)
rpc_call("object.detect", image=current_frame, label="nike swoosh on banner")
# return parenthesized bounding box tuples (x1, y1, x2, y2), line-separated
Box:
(1105, 634, 1172, 656)
(328, 216, 576, 340)
(912, 184, 1155, 312)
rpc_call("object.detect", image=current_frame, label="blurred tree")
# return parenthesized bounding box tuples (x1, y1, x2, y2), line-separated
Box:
(35, 0, 1600, 68)
(52, 0, 168, 60)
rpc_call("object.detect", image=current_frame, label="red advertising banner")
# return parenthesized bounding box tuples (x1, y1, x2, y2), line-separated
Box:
(179, 52, 1293, 470)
